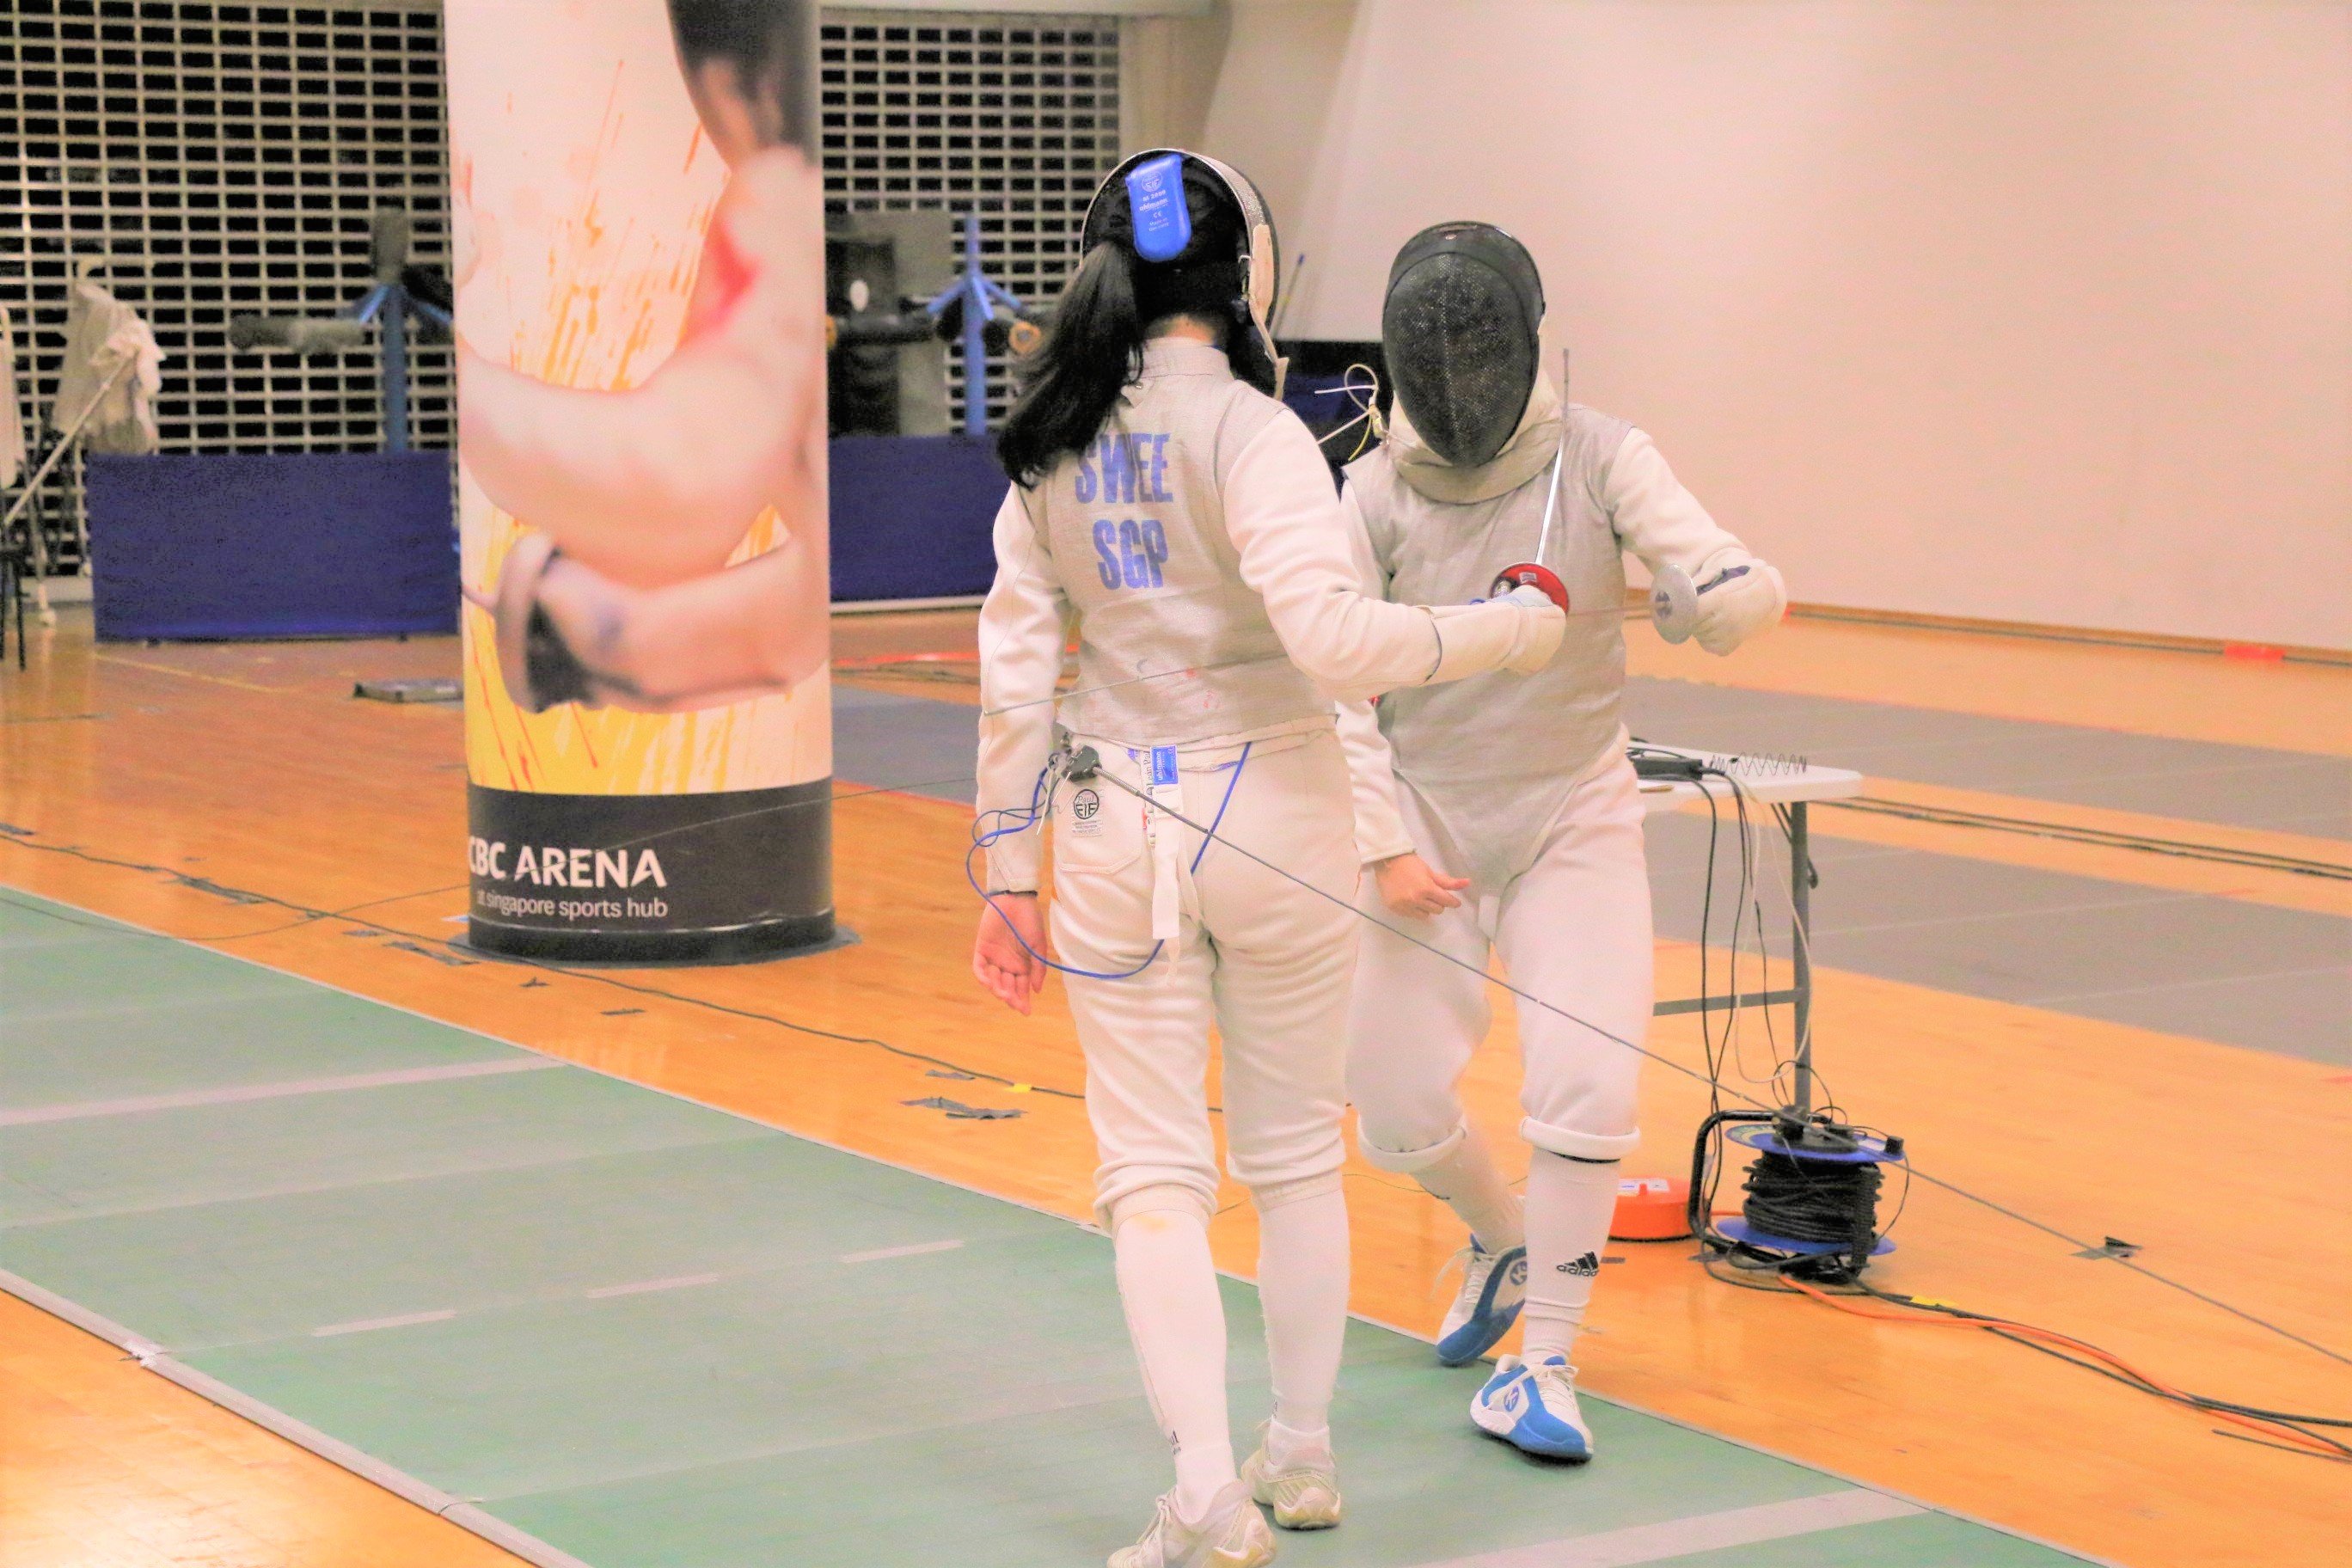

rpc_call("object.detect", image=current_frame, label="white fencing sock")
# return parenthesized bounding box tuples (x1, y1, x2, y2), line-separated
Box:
(1253, 1177, 1350, 1442)
(1112, 1194, 1236, 1517)
(1521, 1151, 1620, 1361)
(1416, 1122, 1525, 1253)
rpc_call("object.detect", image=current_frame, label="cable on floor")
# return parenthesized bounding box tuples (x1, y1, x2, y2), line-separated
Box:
(1706, 1259, 2352, 1465)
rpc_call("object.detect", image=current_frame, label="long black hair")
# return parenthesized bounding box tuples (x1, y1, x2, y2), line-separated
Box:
(997, 157, 1278, 487)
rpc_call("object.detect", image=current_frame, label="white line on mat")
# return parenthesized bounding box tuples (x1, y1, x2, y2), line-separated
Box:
(585, 1273, 723, 1299)
(840, 1240, 965, 1265)
(311, 1309, 459, 1338)
(1, 1057, 561, 1126)
(1407, 1489, 1925, 1568)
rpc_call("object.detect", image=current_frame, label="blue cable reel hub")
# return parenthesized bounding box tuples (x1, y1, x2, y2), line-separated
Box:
(1715, 1121, 1904, 1259)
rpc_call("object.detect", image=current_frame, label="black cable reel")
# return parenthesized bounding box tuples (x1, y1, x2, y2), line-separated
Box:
(1690, 1109, 1905, 1283)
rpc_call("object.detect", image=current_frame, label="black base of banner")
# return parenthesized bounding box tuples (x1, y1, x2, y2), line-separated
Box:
(461, 913, 843, 966)
(457, 923, 859, 970)
(465, 780, 834, 965)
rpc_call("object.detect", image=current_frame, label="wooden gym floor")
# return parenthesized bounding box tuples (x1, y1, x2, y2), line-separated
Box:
(2, 605, 2347, 1567)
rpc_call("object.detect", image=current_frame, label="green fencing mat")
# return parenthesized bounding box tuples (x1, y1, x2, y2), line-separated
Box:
(0, 891, 2084, 1567)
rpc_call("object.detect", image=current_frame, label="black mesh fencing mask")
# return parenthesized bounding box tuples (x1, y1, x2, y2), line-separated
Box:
(1382, 222, 1544, 468)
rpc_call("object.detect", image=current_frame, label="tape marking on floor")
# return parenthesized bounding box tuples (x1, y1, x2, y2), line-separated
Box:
(585, 1272, 723, 1299)
(1411, 1488, 1926, 1567)
(0, 1057, 564, 1126)
(310, 1308, 459, 1338)
(841, 1239, 965, 1265)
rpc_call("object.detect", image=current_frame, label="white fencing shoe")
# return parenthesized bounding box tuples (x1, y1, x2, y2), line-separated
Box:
(1240, 1424, 1342, 1530)
(1108, 1480, 1277, 1568)
(1470, 1353, 1594, 1462)
(1436, 1240, 1527, 1366)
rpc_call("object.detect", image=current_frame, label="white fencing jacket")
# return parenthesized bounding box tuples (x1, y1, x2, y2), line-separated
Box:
(1342, 395, 1758, 886)
(977, 338, 1548, 893)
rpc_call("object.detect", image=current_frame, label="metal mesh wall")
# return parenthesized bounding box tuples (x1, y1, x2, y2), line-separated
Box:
(1, 0, 451, 569)
(818, 7, 1121, 429)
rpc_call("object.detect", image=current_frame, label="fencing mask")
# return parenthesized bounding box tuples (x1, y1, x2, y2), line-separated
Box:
(1084, 148, 1286, 398)
(1382, 222, 1544, 469)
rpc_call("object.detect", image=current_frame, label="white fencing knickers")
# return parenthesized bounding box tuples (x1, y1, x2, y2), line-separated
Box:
(1345, 754, 1653, 1169)
(1049, 721, 1361, 1223)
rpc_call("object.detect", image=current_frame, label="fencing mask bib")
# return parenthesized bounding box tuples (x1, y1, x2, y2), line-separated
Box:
(1382, 222, 1544, 469)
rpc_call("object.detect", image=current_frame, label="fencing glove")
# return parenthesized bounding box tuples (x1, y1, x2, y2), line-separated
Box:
(1689, 550, 1787, 656)
(1427, 586, 1566, 682)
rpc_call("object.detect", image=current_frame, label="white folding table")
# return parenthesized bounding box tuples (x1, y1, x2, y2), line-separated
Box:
(1632, 745, 1865, 1118)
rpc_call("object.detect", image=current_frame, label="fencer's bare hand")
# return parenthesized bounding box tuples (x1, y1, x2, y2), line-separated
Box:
(1375, 853, 1468, 919)
(973, 892, 1050, 1014)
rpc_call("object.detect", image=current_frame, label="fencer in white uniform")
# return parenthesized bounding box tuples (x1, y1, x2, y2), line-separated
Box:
(972, 163, 1565, 1568)
(1338, 223, 1785, 1462)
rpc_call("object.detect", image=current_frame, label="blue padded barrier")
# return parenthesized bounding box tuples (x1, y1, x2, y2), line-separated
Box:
(88, 452, 458, 640)
(827, 433, 1003, 603)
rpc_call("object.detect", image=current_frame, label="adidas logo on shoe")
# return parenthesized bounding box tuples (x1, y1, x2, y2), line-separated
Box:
(1555, 1251, 1601, 1278)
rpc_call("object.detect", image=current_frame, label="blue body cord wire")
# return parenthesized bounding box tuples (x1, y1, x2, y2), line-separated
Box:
(968, 741, 1253, 982)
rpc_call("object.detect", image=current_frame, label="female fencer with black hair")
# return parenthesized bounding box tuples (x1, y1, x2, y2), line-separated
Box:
(1339, 222, 1785, 1463)
(972, 160, 1565, 1567)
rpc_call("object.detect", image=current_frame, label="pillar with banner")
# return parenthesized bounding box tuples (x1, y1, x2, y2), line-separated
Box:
(444, 0, 834, 962)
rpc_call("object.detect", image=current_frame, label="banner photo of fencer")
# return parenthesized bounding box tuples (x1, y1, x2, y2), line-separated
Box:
(444, 0, 834, 961)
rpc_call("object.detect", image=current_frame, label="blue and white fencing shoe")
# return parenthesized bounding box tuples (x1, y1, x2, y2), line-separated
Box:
(1436, 1240, 1527, 1367)
(1471, 1353, 1594, 1461)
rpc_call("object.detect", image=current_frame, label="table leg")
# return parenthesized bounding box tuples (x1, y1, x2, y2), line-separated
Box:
(1790, 799, 1813, 1119)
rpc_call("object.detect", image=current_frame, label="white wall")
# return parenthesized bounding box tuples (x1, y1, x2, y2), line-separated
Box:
(1196, 2, 2352, 648)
